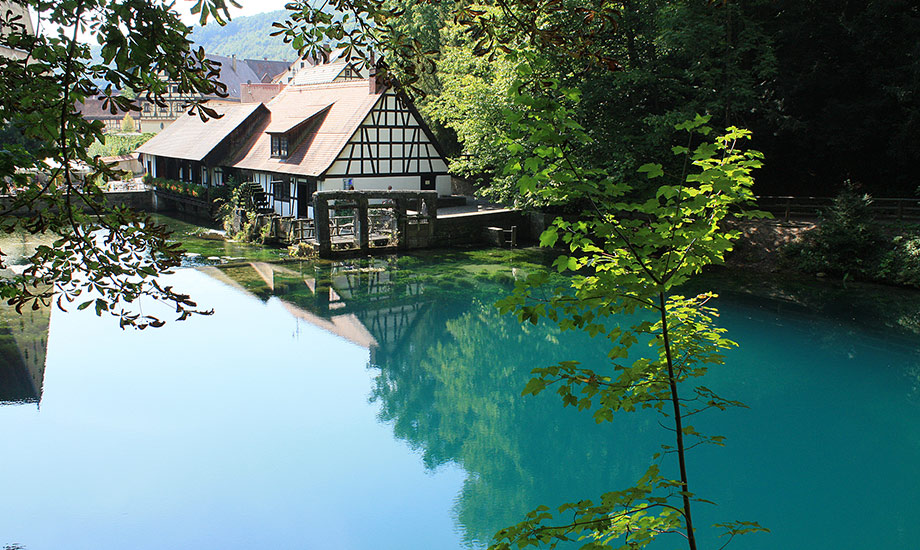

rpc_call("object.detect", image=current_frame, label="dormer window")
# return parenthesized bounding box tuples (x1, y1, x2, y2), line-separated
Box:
(271, 135, 289, 158)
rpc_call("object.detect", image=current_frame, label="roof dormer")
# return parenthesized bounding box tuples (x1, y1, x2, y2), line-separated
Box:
(265, 104, 332, 160)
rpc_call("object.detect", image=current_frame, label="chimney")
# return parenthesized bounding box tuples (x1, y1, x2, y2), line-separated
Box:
(369, 64, 378, 94)
(231, 54, 237, 72)
(368, 54, 383, 95)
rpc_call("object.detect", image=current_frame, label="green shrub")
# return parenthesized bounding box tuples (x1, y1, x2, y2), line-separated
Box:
(210, 174, 240, 206)
(87, 133, 154, 158)
(877, 233, 920, 288)
(784, 183, 920, 287)
(784, 182, 883, 277)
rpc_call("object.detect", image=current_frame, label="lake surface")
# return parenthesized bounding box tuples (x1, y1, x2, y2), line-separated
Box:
(1, 229, 919, 549)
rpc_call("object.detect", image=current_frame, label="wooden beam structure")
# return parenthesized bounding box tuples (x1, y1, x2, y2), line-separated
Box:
(312, 190, 437, 257)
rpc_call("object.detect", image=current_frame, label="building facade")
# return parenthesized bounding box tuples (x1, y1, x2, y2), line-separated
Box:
(0, 1, 33, 60)
(137, 72, 450, 218)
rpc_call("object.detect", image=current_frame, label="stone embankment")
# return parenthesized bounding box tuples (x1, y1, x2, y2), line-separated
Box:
(0, 189, 154, 215)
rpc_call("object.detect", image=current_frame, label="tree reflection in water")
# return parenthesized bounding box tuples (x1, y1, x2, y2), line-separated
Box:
(212, 252, 663, 545)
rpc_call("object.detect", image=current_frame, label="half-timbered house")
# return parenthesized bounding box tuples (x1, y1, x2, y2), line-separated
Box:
(137, 71, 450, 218)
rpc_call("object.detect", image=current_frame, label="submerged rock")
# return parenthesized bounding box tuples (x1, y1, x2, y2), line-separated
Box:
(198, 230, 227, 241)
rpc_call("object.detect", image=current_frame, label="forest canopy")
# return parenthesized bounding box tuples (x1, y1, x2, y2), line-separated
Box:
(277, 0, 919, 199)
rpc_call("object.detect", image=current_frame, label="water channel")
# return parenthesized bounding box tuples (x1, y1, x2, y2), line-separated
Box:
(1, 215, 918, 549)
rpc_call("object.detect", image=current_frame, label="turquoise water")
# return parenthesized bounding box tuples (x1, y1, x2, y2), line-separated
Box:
(0, 213, 287, 272)
(0, 250, 918, 549)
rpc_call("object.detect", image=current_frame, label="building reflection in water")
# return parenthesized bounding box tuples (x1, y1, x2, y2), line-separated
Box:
(201, 259, 434, 365)
(0, 303, 51, 406)
(202, 258, 646, 547)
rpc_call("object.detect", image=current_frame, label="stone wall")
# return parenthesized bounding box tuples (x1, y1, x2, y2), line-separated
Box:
(152, 189, 211, 218)
(0, 189, 154, 215)
(109, 189, 155, 211)
(433, 210, 530, 248)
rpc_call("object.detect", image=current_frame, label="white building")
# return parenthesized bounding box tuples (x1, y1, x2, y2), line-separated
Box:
(137, 70, 450, 218)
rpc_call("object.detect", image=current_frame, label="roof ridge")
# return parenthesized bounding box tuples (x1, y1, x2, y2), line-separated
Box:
(287, 79, 371, 90)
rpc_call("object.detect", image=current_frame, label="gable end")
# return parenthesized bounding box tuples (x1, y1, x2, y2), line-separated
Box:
(323, 92, 448, 178)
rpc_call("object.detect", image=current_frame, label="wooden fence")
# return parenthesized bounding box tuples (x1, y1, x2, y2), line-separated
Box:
(756, 196, 920, 221)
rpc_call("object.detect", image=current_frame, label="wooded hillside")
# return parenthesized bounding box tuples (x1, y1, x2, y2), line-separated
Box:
(188, 10, 296, 62)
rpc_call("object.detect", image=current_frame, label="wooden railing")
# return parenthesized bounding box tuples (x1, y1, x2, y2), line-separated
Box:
(291, 218, 315, 242)
(756, 196, 920, 221)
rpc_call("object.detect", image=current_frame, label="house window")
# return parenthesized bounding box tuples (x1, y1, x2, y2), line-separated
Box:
(271, 135, 289, 158)
(272, 179, 290, 201)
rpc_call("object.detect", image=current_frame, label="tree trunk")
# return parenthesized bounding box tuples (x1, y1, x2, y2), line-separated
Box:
(659, 291, 697, 550)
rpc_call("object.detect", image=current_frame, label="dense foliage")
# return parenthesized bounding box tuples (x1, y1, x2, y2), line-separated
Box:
(86, 132, 155, 159)
(279, 0, 918, 200)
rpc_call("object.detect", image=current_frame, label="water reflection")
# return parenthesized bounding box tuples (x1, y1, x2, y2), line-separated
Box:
(209, 256, 920, 549)
(0, 252, 918, 549)
(209, 257, 663, 546)
(0, 303, 50, 406)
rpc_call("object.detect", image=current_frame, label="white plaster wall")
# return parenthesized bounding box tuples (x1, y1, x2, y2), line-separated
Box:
(325, 91, 449, 178)
(435, 175, 451, 196)
(318, 175, 429, 193)
(139, 120, 172, 134)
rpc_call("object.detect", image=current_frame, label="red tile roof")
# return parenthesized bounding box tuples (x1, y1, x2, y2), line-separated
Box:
(240, 83, 285, 104)
(264, 104, 331, 133)
(135, 79, 386, 178)
(136, 102, 265, 162)
(229, 80, 383, 177)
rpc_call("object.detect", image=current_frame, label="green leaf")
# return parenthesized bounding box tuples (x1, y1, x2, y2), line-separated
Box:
(637, 163, 664, 179)
(539, 227, 559, 247)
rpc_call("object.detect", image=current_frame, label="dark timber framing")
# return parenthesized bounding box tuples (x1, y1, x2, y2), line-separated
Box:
(325, 92, 448, 179)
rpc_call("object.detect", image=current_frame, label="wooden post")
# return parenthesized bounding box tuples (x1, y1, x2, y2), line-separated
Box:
(315, 194, 332, 257)
(424, 194, 437, 245)
(357, 196, 370, 254)
(395, 197, 409, 251)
